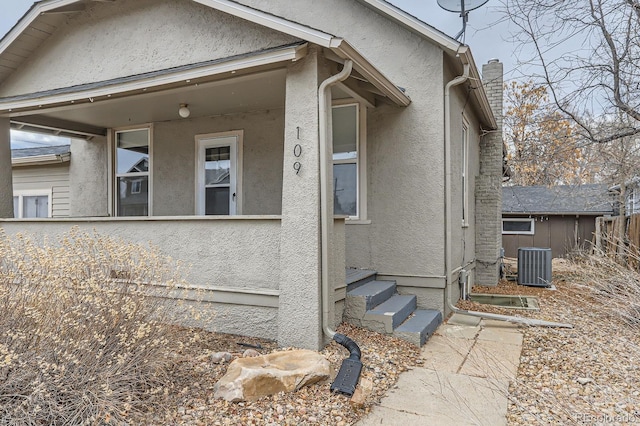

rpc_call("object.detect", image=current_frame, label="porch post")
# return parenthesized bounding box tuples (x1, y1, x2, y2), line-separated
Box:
(278, 46, 324, 350)
(0, 118, 13, 218)
(69, 137, 109, 217)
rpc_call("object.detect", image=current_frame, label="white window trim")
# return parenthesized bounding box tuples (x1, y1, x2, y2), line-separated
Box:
(462, 116, 470, 227)
(502, 218, 535, 235)
(332, 100, 368, 222)
(194, 130, 243, 216)
(111, 124, 153, 217)
(13, 189, 53, 218)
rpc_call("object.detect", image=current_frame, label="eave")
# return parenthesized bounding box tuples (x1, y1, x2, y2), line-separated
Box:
(12, 152, 71, 167)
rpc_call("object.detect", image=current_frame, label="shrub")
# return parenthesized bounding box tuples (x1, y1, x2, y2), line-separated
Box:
(0, 228, 186, 425)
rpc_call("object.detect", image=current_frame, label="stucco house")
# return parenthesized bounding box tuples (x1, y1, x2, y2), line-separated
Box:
(0, 0, 503, 350)
(502, 185, 614, 258)
(10, 144, 71, 218)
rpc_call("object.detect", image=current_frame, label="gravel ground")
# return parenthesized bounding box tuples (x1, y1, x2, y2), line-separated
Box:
(460, 258, 640, 425)
(133, 323, 419, 425)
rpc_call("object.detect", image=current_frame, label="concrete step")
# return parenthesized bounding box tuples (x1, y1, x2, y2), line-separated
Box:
(346, 268, 377, 291)
(344, 280, 396, 320)
(394, 309, 443, 347)
(362, 295, 416, 334)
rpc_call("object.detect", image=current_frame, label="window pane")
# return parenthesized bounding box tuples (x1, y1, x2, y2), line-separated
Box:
(118, 176, 149, 216)
(205, 147, 231, 185)
(333, 105, 357, 160)
(333, 163, 357, 216)
(23, 196, 48, 218)
(206, 187, 230, 215)
(13, 196, 18, 218)
(116, 129, 149, 174)
(503, 220, 532, 233)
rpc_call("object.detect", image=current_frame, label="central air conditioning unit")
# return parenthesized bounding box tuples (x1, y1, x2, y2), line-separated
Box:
(517, 247, 552, 287)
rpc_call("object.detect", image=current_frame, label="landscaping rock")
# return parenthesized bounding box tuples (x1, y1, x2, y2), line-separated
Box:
(214, 350, 331, 402)
(242, 349, 260, 358)
(211, 352, 233, 364)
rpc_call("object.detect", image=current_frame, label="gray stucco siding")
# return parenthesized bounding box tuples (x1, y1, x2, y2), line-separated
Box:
(153, 109, 285, 216)
(0, 0, 298, 97)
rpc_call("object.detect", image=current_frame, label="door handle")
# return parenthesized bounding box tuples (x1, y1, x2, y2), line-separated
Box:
(232, 193, 236, 201)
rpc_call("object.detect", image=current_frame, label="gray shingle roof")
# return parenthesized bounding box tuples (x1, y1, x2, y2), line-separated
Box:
(502, 185, 614, 215)
(11, 145, 70, 159)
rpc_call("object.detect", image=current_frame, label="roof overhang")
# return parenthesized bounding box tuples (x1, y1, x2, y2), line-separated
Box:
(355, 0, 497, 129)
(0, 0, 410, 117)
(0, 42, 308, 116)
(12, 152, 71, 167)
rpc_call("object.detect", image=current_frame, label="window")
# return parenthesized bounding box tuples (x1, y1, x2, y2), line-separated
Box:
(502, 218, 535, 235)
(13, 192, 50, 218)
(114, 128, 151, 216)
(462, 118, 469, 226)
(332, 103, 366, 219)
(195, 131, 242, 216)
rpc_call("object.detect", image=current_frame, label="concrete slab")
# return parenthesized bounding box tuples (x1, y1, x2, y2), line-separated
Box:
(436, 323, 480, 340)
(362, 368, 509, 426)
(448, 313, 482, 326)
(356, 406, 430, 425)
(477, 327, 524, 346)
(459, 340, 522, 381)
(420, 334, 474, 373)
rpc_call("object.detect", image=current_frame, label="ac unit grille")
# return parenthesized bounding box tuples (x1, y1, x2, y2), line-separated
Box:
(517, 248, 552, 287)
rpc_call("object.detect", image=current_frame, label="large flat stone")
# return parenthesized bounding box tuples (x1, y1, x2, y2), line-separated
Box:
(214, 350, 330, 402)
(356, 406, 431, 425)
(367, 368, 509, 425)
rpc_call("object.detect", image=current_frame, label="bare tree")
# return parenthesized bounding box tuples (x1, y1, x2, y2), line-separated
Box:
(504, 0, 640, 144)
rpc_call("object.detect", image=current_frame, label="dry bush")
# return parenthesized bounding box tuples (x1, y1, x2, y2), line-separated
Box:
(568, 247, 640, 328)
(0, 228, 187, 425)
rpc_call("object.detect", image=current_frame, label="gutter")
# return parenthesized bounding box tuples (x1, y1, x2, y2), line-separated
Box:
(443, 64, 572, 329)
(11, 152, 70, 167)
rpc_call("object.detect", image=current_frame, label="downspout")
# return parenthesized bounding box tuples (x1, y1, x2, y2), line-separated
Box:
(319, 59, 353, 340)
(319, 59, 363, 396)
(443, 62, 572, 328)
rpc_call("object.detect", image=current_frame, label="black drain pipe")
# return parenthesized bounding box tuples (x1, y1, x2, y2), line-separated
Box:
(330, 333, 363, 395)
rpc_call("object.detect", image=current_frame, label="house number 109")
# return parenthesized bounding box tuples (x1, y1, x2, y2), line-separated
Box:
(293, 144, 302, 175)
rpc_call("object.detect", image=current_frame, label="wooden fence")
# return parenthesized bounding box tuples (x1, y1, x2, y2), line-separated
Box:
(595, 214, 640, 268)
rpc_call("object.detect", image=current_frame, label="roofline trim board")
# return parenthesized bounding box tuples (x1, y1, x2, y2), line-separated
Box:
(12, 152, 71, 167)
(0, 43, 307, 114)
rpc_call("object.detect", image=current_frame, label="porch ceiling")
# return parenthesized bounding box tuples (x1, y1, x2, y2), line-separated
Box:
(12, 69, 287, 130)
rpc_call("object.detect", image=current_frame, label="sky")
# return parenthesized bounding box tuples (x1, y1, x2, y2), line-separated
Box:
(0, 0, 516, 148)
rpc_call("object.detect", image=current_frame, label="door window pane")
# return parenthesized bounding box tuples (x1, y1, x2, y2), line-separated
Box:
(23, 196, 48, 218)
(206, 187, 230, 215)
(118, 176, 149, 216)
(333, 163, 357, 216)
(333, 105, 358, 160)
(205, 147, 231, 185)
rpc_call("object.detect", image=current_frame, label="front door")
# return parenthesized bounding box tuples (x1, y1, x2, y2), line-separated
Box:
(196, 132, 242, 215)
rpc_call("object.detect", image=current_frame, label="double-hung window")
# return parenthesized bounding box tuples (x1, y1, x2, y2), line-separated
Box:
(114, 128, 151, 216)
(332, 103, 365, 219)
(13, 191, 50, 218)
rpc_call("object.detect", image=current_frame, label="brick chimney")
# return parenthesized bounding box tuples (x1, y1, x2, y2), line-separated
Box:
(475, 59, 503, 286)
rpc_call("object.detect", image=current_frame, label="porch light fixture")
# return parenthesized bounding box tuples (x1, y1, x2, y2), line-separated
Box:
(178, 103, 190, 118)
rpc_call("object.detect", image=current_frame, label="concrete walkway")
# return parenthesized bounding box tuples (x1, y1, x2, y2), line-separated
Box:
(357, 314, 524, 426)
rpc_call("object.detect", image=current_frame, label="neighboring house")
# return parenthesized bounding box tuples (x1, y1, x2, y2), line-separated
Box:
(502, 185, 614, 258)
(11, 145, 71, 218)
(609, 177, 640, 216)
(0, 0, 503, 350)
